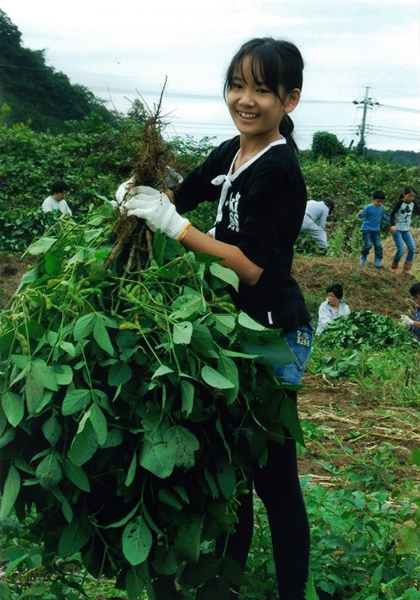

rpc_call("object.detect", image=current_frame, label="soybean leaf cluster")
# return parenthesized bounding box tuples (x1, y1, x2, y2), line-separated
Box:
(0, 202, 299, 598)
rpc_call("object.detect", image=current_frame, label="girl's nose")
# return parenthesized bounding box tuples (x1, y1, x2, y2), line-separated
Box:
(239, 88, 255, 105)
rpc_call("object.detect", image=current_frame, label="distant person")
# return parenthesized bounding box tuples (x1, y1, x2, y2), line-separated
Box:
(358, 189, 389, 268)
(42, 180, 72, 215)
(400, 281, 420, 341)
(161, 166, 184, 191)
(299, 198, 334, 252)
(389, 185, 419, 276)
(316, 283, 350, 335)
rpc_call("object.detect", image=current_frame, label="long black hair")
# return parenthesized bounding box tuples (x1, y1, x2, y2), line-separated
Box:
(224, 37, 304, 154)
(399, 185, 418, 200)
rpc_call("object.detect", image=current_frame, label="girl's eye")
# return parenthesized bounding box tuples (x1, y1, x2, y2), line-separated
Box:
(257, 88, 271, 94)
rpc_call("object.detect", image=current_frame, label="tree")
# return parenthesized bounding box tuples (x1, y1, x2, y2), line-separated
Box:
(311, 131, 347, 160)
(0, 9, 118, 132)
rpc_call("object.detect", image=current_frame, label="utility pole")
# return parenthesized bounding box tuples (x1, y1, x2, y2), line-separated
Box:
(353, 87, 379, 156)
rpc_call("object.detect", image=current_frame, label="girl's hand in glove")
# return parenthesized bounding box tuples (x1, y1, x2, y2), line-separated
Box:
(124, 187, 191, 241)
(110, 178, 135, 213)
(400, 315, 414, 327)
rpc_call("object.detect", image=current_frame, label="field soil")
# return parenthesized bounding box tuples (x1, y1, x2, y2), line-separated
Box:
(1, 250, 419, 487)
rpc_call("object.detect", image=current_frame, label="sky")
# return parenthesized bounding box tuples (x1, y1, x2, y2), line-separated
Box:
(2, 0, 420, 152)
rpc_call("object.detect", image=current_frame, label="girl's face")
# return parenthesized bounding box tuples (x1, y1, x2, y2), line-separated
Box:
(403, 191, 416, 203)
(227, 55, 300, 143)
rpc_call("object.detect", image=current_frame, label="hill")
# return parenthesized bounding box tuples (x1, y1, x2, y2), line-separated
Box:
(0, 10, 117, 132)
(292, 254, 414, 321)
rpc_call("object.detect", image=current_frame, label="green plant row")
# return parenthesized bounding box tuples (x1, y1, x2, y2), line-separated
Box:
(0, 203, 302, 599)
(0, 209, 59, 253)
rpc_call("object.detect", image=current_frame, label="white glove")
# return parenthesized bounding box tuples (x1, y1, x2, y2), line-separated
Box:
(400, 315, 414, 327)
(124, 187, 191, 241)
(110, 178, 135, 213)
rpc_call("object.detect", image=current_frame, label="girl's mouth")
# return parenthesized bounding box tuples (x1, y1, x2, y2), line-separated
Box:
(238, 111, 259, 120)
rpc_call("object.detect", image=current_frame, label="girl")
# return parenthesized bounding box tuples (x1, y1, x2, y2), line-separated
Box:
(390, 185, 419, 276)
(122, 37, 312, 600)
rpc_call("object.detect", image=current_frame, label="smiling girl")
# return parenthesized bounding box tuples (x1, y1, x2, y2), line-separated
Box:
(121, 37, 312, 599)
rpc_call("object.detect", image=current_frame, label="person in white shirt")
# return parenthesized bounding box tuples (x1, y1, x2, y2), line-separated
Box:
(316, 283, 350, 335)
(42, 180, 72, 215)
(299, 198, 334, 252)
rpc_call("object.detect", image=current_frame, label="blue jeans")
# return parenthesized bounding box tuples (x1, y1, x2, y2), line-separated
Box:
(392, 230, 416, 263)
(361, 230, 383, 260)
(274, 324, 313, 385)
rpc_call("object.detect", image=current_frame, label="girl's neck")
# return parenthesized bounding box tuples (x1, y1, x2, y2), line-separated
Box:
(235, 133, 282, 170)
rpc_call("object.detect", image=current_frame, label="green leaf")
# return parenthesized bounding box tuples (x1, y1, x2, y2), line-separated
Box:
(106, 500, 141, 529)
(0, 465, 21, 519)
(191, 324, 218, 359)
(1, 391, 24, 426)
(35, 453, 63, 489)
(170, 295, 204, 321)
(221, 556, 247, 585)
(89, 404, 108, 445)
(122, 515, 153, 566)
(305, 572, 320, 600)
(174, 515, 204, 562)
(181, 380, 194, 416)
(58, 518, 90, 558)
(63, 459, 90, 492)
(25, 367, 45, 414)
(201, 366, 235, 389)
(243, 339, 294, 366)
(67, 420, 98, 466)
(93, 318, 115, 355)
(108, 361, 132, 386)
(280, 396, 305, 446)
(166, 426, 200, 469)
(53, 364, 73, 386)
(217, 355, 239, 404)
(42, 413, 62, 446)
(59, 341, 76, 357)
(125, 451, 137, 487)
(73, 313, 96, 341)
(216, 460, 236, 500)
(27, 237, 57, 255)
(238, 311, 267, 331)
(212, 314, 236, 335)
(152, 365, 174, 379)
(412, 449, 420, 467)
(125, 566, 146, 599)
(139, 439, 177, 478)
(31, 360, 59, 390)
(173, 321, 193, 345)
(204, 468, 219, 499)
(62, 389, 91, 415)
(210, 263, 239, 291)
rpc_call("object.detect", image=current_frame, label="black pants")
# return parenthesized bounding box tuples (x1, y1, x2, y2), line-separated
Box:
(216, 431, 310, 599)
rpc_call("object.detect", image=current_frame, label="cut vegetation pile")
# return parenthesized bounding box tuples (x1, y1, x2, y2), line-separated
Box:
(0, 103, 298, 600)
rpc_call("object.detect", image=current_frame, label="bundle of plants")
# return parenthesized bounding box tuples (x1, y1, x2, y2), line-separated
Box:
(0, 104, 301, 599)
(317, 310, 418, 349)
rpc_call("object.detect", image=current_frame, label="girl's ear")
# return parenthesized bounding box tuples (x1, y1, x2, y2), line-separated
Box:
(284, 88, 301, 114)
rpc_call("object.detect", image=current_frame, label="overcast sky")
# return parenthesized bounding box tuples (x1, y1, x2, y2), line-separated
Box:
(2, 0, 420, 151)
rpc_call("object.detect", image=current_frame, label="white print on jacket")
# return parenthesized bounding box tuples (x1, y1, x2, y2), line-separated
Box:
(228, 191, 240, 232)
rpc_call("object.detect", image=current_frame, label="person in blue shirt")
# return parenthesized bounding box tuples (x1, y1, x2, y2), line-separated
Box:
(358, 190, 390, 268)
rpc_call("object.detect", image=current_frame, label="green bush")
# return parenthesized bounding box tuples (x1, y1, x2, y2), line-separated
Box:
(0, 209, 59, 253)
(316, 310, 417, 350)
